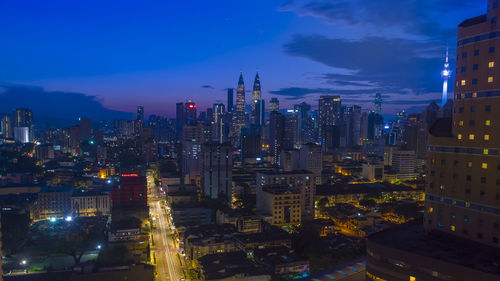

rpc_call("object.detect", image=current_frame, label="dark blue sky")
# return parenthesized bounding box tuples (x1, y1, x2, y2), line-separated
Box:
(0, 0, 486, 117)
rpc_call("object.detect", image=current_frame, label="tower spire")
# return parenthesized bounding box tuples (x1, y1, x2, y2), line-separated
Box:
(441, 47, 451, 107)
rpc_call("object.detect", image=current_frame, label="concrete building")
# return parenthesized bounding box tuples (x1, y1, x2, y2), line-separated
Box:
(257, 170, 316, 221)
(299, 143, 323, 184)
(362, 162, 384, 182)
(257, 185, 301, 227)
(31, 186, 73, 221)
(201, 142, 232, 202)
(280, 149, 300, 172)
(72, 190, 111, 217)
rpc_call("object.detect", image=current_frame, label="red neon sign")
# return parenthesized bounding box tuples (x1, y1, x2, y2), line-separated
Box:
(122, 173, 139, 177)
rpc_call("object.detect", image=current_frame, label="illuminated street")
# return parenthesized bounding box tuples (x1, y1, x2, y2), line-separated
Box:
(148, 175, 185, 281)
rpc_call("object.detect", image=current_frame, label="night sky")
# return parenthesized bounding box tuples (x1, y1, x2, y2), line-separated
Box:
(0, 0, 486, 119)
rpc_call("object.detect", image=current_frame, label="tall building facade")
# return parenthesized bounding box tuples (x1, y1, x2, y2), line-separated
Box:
(112, 174, 147, 207)
(185, 101, 197, 126)
(426, 0, 500, 248)
(176, 102, 185, 139)
(1, 115, 12, 139)
(374, 93, 382, 114)
(251, 72, 262, 125)
(227, 88, 234, 113)
(213, 103, 226, 144)
(13, 108, 34, 143)
(318, 96, 341, 150)
(233, 73, 246, 141)
(269, 97, 279, 113)
(202, 143, 233, 202)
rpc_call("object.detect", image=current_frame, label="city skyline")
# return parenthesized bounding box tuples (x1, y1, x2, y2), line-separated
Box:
(0, 0, 486, 118)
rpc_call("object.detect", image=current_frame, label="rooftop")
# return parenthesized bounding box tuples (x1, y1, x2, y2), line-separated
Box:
(369, 222, 500, 275)
(459, 14, 487, 28)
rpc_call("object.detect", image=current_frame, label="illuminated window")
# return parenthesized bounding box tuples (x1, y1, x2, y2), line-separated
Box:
(467, 162, 473, 168)
(484, 149, 489, 155)
(451, 225, 456, 231)
(485, 120, 491, 126)
(482, 163, 488, 169)
(485, 134, 490, 141)
(429, 207, 434, 213)
(469, 134, 475, 140)
(459, 120, 464, 126)
(489, 61, 495, 68)
(461, 80, 466, 86)
(488, 76, 494, 83)
(458, 134, 463, 140)
(410, 276, 416, 281)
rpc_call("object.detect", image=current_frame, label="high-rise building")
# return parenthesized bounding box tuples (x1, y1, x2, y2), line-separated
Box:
(269, 97, 279, 113)
(233, 73, 246, 140)
(251, 72, 262, 125)
(241, 125, 262, 161)
(300, 143, 322, 184)
(269, 112, 285, 165)
(227, 88, 234, 113)
(79, 118, 92, 141)
(13, 108, 34, 143)
(182, 124, 211, 180)
(176, 102, 185, 139)
(318, 96, 341, 150)
(1, 114, 12, 139)
(185, 101, 197, 126)
(201, 143, 232, 202)
(213, 103, 226, 144)
(137, 106, 144, 123)
(374, 93, 382, 114)
(252, 99, 265, 126)
(366, 4, 500, 280)
(344, 105, 361, 147)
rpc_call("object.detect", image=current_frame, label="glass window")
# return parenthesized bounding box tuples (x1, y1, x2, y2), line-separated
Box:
(485, 120, 491, 126)
(457, 134, 462, 140)
(473, 64, 479, 70)
(489, 61, 495, 68)
(462, 66, 467, 72)
(488, 76, 494, 83)
(461, 80, 466, 86)
(490, 47, 495, 53)
(482, 163, 488, 169)
(472, 78, 478, 84)
(474, 49, 480, 56)
(462, 52, 467, 58)
(459, 120, 464, 126)
(471, 106, 475, 112)
(486, 105, 491, 112)
(469, 120, 475, 126)
(484, 134, 490, 140)
(469, 134, 475, 140)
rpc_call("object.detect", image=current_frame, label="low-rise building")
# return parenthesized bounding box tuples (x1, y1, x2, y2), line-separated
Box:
(198, 251, 271, 281)
(72, 190, 111, 217)
(256, 185, 301, 227)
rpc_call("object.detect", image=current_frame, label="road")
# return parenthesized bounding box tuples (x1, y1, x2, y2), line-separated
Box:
(148, 175, 185, 281)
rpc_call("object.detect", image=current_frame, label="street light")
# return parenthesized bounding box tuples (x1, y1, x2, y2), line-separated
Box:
(49, 217, 56, 222)
(20, 259, 27, 265)
(97, 244, 102, 250)
(65, 216, 73, 222)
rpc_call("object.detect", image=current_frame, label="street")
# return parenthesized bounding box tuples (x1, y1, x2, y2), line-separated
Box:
(148, 175, 185, 281)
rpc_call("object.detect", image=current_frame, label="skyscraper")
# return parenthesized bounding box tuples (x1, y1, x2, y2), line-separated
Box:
(202, 143, 233, 202)
(1, 115, 12, 139)
(366, 3, 500, 280)
(176, 102, 184, 139)
(441, 48, 451, 107)
(269, 97, 279, 113)
(226, 88, 234, 113)
(137, 106, 144, 123)
(374, 93, 382, 114)
(13, 108, 34, 143)
(233, 73, 246, 140)
(251, 72, 261, 125)
(318, 96, 341, 150)
(185, 101, 197, 126)
(213, 103, 226, 144)
(252, 99, 265, 126)
(79, 118, 92, 141)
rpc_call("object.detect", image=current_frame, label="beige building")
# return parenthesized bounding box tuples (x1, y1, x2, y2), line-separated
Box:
(257, 186, 301, 227)
(425, 0, 500, 248)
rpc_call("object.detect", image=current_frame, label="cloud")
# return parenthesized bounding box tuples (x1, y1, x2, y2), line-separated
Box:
(201, 85, 215, 89)
(0, 85, 132, 125)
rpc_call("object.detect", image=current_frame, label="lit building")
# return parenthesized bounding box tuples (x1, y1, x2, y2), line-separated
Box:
(253, 99, 265, 126)
(182, 124, 212, 180)
(299, 143, 323, 184)
(233, 73, 246, 141)
(269, 111, 286, 165)
(176, 102, 185, 138)
(269, 97, 279, 113)
(185, 101, 197, 126)
(366, 3, 500, 280)
(257, 170, 316, 221)
(257, 185, 302, 227)
(31, 186, 73, 221)
(201, 142, 233, 202)
(72, 190, 111, 217)
(280, 149, 300, 172)
(0, 114, 12, 139)
(251, 72, 262, 125)
(212, 103, 226, 144)
(111, 174, 147, 207)
(79, 118, 92, 141)
(318, 96, 341, 151)
(13, 108, 34, 143)
(241, 125, 262, 162)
